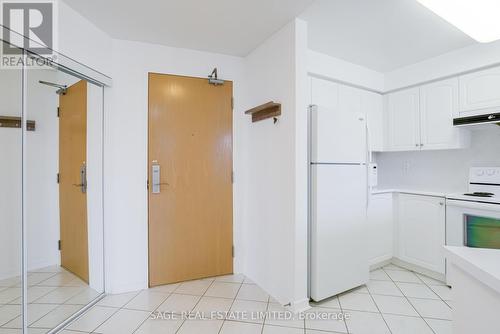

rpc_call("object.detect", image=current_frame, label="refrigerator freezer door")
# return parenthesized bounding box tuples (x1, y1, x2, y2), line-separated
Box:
(310, 164, 369, 301)
(311, 105, 367, 164)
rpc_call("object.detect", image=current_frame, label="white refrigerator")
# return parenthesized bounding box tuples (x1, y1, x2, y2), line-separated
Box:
(309, 104, 369, 302)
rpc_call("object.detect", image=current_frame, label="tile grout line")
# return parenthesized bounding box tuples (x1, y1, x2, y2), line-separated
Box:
(145, 286, 192, 334)
(71, 304, 121, 334)
(336, 293, 350, 334)
(173, 277, 220, 334)
(260, 294, 270, 334)
(90, 289, 142, 334)
(364, 281, 394, 334)
(416, 274, 452, 308)
(218, 278, 245, 334)
(381, 266, 438, 334)
(13, 269, 103, 332)
(57, 271, 452, 334)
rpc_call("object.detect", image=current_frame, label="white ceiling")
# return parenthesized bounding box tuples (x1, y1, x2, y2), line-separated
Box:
(300, 0, 477, 72)
(62, 0, 314, 57)
(64, 0, 478, 72)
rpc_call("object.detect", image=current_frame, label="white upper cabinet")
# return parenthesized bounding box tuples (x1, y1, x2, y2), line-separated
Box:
(396, 194, 446, 275)
(459, 66, 500, 117)
(338, 84, 362, 114)
(310, 77, 384, 153)
(420, 78, 469, 150)
(385, 88, 420, 151)
(384, 80, 470, 152)
(310, 77, 339, 109)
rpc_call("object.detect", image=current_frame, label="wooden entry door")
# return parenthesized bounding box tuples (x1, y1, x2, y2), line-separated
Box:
(59, 80, 89, 283)
(148, 73, 233, 287)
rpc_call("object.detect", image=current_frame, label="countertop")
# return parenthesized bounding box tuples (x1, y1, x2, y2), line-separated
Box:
(371, 188, 448, 197)
(444, 246, 500, 295)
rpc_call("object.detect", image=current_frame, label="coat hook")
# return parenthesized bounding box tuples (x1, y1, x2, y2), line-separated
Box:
(273, 117, 279, 124)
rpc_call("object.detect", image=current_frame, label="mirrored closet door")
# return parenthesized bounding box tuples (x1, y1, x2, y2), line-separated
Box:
(0, 44, 23, 332)
(1, 33, 107, 334)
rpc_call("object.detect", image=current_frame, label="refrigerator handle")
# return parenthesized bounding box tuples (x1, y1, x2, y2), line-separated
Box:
(366, 118, 372, 164)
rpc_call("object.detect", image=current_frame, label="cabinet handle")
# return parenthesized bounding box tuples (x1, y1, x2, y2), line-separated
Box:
(420, 143, 424, 147)
(439, 202, 444, 206)
(415, 144, 419, 147)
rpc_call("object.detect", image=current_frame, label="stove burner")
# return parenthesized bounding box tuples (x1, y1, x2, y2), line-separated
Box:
(464, 192, 495, 198)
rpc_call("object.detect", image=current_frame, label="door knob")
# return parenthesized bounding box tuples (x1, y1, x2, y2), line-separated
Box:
(151, 162, 168, 194)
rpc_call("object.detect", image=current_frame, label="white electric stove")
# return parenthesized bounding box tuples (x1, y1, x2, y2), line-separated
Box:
(447, 167, 500, 205)
(445, 167, 500, 283)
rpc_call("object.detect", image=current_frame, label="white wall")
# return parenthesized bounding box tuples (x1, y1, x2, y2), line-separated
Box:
(57, 1, 112, 77)
(376, 128, 500, 193)
(308, 50, 385, 93)
(104, 39, 247, 293)
(241, 19, 309, 309)
(293, 19, 309, 310)
(25, 69, 61, 271)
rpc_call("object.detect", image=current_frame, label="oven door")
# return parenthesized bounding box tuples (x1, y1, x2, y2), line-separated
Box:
(445, 199, 500, 283)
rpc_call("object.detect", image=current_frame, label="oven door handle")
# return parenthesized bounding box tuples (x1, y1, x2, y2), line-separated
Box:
(446, 199, 500, 211)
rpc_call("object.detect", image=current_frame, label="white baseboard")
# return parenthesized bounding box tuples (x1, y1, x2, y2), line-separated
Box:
(391, 258, 446, 282)
(369, 256, 392, 270)
(0, 269, 20, 281)
(28, 261, 59, 272)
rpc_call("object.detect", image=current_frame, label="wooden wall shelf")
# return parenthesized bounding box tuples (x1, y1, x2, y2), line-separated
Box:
(0, 116, 36, 131)
(245, 101, 281, 123)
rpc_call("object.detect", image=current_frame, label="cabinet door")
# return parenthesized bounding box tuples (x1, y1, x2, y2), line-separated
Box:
(362, 90, 384, 152)
(311, 77, 339, 109)
(367, 193, 393, 266)
(339, 84, 362, 114)
(420, 78, 466, 150)
(397, 194, 446, 274)
(459, 66, 500, 116)
(386, 88, 420, 151)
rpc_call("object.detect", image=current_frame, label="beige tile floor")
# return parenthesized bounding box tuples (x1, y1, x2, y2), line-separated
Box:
(0, 266, 101, 334)
(48, 264, 452, 334)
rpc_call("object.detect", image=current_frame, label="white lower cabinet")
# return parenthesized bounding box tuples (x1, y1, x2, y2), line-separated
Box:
(367, 193, 393, 266)
(396, 193, 446, 274)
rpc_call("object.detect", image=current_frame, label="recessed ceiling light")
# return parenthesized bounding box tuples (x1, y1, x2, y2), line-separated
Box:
(417, 0, 500, 43)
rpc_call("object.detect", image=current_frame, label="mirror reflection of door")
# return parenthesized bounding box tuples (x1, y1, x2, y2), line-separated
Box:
(59, 80, 89, 283)
(148, 73, 234, 287)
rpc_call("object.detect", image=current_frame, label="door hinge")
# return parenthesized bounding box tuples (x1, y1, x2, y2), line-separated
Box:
(57, 173, 60, 184)
(58, 240, 61, 250)
(57, 107, 60, 117)
(231, 97, 234, 110)
(231, 171, 234, 184)
(232, 246, 235, 258)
